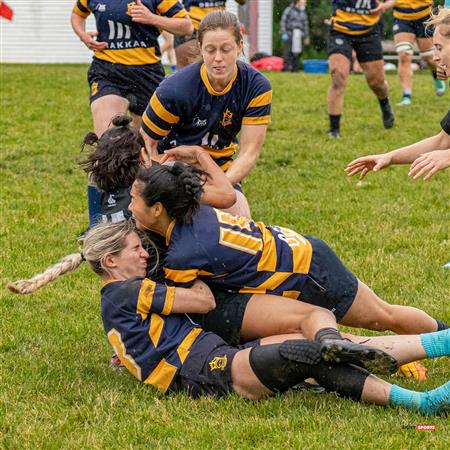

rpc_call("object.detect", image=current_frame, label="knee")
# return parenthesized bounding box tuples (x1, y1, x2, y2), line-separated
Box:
(396, 42, 414, 62)
(367, 76, 386, 92)
(330, 68, 348, 91)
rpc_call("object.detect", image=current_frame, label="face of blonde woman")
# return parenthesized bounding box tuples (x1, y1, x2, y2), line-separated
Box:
(433, 25, 450, 70)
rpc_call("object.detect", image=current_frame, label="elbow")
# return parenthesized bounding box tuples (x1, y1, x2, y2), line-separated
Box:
(177, 19, 194, 37)
(219, 190, 237, 209)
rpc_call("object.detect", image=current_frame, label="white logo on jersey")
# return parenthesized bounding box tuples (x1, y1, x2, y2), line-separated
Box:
(107, 194, 116, 206)
(193, 117, 207, 127)
(355, 0, 371, 9)
(96, 3, 106, 12)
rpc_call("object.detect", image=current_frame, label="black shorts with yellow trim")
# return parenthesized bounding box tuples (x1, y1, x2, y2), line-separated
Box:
(173, 29, 198, 49)
(300, 236, 358, 321)
(188, 288, 252, 346)
(172, 331, 259, 398)
(87, 58, 165, 116)
(327, 29, 383, 63)
(393, 17, 432, 39)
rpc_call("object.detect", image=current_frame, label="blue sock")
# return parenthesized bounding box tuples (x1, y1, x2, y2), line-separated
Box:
(389, 384, 421, 411)
(87, 184, 102, 227)
(420, 329, 449, 358)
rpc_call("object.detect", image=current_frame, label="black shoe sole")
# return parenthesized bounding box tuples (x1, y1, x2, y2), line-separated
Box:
(321, 340, 399, 375)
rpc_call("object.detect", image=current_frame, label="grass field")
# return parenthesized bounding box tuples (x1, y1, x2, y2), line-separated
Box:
(0, 65, 449, 449)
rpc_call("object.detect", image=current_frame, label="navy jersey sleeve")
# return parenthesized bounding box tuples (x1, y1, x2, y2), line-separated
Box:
(73, 0, 90, 17)
(242, 71, 272, 126)
(440, 110, 450, 135)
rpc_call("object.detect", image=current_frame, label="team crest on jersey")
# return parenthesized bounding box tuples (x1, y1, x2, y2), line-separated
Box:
(95, 3, 106, 12)
(220, 109, 233, 127)
(209, 355, 227, 371)
(127, 2, 136, 16)
(91, 81, 99, 96)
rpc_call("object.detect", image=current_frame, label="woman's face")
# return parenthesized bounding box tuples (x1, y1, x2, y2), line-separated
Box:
(433, 25, 450, 69)
(129, 181, 157, 231)
(200, 28, 243, 85)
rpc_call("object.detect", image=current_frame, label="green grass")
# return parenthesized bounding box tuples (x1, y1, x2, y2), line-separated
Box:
(1, 65, 449, 449)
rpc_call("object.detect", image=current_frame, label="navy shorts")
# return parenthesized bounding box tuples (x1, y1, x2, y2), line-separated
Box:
(328, 29, 383, 63)
(393, 17, 433, 39)
(189, 289, 252, 346)
(87, 58, 165, 116)
(172, 332, 259, 398)
(301, 236, 358, 321)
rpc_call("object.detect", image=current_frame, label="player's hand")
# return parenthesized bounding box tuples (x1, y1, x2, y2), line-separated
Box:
(408, 149, 450, 181)
(436, 64, 449, 81)
(130, 0, 157, 25)
(345, 154, 392, 179)
(80, 31, 107, 52)
(370, 1, 387, 15)
(160, 146, 208, 166)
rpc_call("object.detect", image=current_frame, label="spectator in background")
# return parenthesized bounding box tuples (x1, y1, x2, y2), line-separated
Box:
(280, 0, 310, 72)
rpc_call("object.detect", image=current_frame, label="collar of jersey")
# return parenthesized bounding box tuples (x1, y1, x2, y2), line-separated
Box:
(102, 278, 121, 287)
(200, 63, 238, 96)
(165, 220, 176, 246)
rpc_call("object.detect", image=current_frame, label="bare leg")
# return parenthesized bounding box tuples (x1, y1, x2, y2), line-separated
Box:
(91, 94, 129, 137)
(394, 32, 415, 95)
(327, 53, 351, 116)
(360, 59, 389, 99)
(339, 280, 438, 334)
(417, 36, 437, 71)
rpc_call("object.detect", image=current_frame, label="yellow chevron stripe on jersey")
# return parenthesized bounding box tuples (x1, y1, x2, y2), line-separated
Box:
(150, 93, 180, 124)
(202, 143, 237, 160)
(239, 272, 293, 295)
(219, 227, 263, 255)
(164, 267, 199, 284)
(143, 358, 178, 392)
(248, 90, 273, 108)
(142, 113, 171, 138)
(177, 327, 203, 363)
(201, 64, 239, 96)
(215, 209, 253, 232)
(188, 6, 223, 28)
(108, 328, 142, 380)
(393, 0, 432, 21)
(283, 290, 301, 299)
(256, 224, 278, 273)
(94, 47, 160, 65)
(242, 116, 271, 125)
(157, 0, 187, 15)
(332, 10, 379, 35)
(149, 314, 165, 348)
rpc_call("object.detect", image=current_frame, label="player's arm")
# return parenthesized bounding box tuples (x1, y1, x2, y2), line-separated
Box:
(345, 130, 450, 179)
(71, 10, 107, 52)
(172, 279, 216, 314)
(371, 0, 397, 15)
(225, 124, 268, 185)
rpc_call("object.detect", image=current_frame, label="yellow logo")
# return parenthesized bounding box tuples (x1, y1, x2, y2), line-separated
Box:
(209, 355, 228, 371)
(220, 109, 233, 127)
(91, 81, 98, 96)
(127, 2, 136, 16)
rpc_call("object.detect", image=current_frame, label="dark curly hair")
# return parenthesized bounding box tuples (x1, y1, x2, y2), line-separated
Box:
(135, 162, 206, 222)
(79, 115, 145, 192)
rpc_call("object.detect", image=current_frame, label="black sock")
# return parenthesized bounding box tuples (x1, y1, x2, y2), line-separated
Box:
(378, 97, 390, 108)
(436, 319, 450, 331)
(329, 114, 341, 131)
(431, 70, 437, 80)
(315, 327, 343, 342)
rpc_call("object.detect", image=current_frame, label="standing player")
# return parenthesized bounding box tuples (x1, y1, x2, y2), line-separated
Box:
(71, 0, 193, 227)
(393, 0, 446, 105)
(140, 11, 272, 217)
(327, 0, 396, 138)
(174, 0, 246, 69)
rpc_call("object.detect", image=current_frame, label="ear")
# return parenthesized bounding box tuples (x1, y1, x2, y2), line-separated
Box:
(139, 147, 152, 168)
(153, 201, 164, 218)
(103, 253, 118, 270)
(238, 39, 244, 54)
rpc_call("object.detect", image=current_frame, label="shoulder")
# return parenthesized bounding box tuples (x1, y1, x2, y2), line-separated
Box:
(238, 61, 272, 91)
(101, 278, 144, 310)
(158, 62, 202, 93)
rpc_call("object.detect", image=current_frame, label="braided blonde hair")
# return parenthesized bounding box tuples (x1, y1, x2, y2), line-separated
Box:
(7, 221, 136, 294)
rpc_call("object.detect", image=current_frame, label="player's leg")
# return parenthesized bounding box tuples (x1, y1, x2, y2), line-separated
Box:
(174, 36, 199, 69)
(91, 94, 129, 138)
(417, 36, 447, 96)
(394, 31, 415, 105)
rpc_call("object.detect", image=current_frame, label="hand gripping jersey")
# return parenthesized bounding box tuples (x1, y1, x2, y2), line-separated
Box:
(163, 206, 313, 299)
(331, 0, 380, 35)
(142, 60, 272, 171)
(183, 0, 227, 29)
(393, 0, 433, 21)
(73, 0, 188, 65)
(101, 277, 203, 392)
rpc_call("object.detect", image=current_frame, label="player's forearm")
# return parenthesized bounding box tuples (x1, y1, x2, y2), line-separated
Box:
(140, 129, 159, 158)
(382, 0, 397, 11)
(71, 12, 86, 39)
(388, 132, 447, 165)
(226, 149, 259, 185)
(152, 16, 193, 36)
(172, 281, 216, 314)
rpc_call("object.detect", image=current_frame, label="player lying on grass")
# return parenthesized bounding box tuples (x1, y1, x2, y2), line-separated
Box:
(7, 221, 450, 414)
(346, 7, 450, 181)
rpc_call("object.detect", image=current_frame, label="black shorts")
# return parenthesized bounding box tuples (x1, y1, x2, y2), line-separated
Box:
(172, 332, 259, 398)
(393, 17, 432, 39)
(327, 29, 383, 63)
(173, 29, 197, 49)
(87, 58, 165, 116)
(301, 236, 358, 321)
(188, 289, 252, 346)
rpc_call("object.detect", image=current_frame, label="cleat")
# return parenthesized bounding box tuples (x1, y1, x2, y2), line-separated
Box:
(279, 339, 322, 365)
(327, 129, 341, 139)
(397, 361, 428, 381)
(382, 107, 395, 129)
(397, 96, 411, 106)
(320, 339, 399, 375)
(420, 381, 450, 416)
(434, 78, 446, 97)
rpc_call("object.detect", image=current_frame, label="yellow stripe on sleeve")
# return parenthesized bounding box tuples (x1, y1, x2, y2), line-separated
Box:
(137, 278, 156, 320)
(73, 4, 89, 18)
(157, 0, 182, 15)
(247, 90, 273, 108)
(161, 286, 175, 315)
(173, 9, 188, 18)
(150, 94, 180, 125)
(164, 267, 199, 284)
(242, 116, 271, 125)
(149, 314, 165, 348)
(177, 328, 203, 363)
(142, 112, 171, 137)
(143, 358, 178, 392)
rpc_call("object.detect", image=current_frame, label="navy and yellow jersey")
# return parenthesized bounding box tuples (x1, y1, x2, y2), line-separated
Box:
(73, 0, 188, 65)
(142, 60, 272, 171)
(393, 0, 433, 21)
(182, 0, 226, 29)
(101, 277, 203, 392)
(331, 0, 380, 35)
(163, 206, 313, 299)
